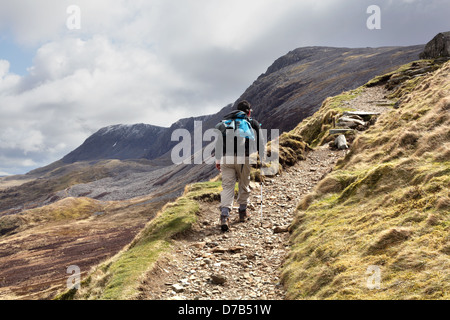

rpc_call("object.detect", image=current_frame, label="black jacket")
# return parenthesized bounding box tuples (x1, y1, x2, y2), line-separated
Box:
(215, 110, 265, 160)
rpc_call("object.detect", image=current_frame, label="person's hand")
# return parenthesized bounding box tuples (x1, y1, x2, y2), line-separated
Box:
(215, 160, 221, 171)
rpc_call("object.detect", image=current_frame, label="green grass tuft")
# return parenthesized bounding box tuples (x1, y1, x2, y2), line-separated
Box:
(282, 60, 450, 300)
(55, 181, 221, 300)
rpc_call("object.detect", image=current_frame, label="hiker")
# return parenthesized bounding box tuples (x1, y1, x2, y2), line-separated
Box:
(215, 100, 265, 232)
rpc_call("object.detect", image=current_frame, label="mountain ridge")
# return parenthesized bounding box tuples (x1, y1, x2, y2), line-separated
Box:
(62, 123, 167, 163)
(2, 34, 448, 300)
(60, 45, 424, 165)
(238, 45, 425, 132)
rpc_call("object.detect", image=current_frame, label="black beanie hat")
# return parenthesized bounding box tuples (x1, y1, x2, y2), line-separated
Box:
(237, 100, 252, 113)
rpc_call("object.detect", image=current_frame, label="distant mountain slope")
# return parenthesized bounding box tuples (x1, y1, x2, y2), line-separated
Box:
(237, 45, 425, 132)
(62, 123, 167, 163)
(62, 45, 424, 164)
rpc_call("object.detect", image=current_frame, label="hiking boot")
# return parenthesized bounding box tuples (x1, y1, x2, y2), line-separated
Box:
(239, 209, 247, 222)
(220, 215, 229, 232)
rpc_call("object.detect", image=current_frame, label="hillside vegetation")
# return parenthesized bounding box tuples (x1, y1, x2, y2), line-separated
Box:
(57, 181, 222, 300)
(55, 59, 449, 300)
(281, 60, 450, 299)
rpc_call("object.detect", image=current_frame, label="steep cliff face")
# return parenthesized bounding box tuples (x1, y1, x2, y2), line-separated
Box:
(236, 45, 424, 133)
(61, 45, 424, 164)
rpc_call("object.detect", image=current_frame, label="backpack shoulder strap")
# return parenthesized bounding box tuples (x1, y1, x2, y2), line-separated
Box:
(234, 111, 247, 118)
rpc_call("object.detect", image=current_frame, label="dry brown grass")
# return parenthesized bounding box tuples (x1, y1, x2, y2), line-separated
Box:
(54, 180, 222, 300)
(282, 60, 450, 300)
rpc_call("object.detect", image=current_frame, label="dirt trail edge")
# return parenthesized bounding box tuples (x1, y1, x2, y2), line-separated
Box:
(137, 87, 389, 300)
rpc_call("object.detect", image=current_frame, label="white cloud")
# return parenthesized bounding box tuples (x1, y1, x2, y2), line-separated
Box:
(0, 153, 39, 175)
(0, 32, 223, 175)
(0, 0, 449, 175)
(0, 127, 44, 154)
(0, 60, 21, 93)
(1, 35, 187, 150)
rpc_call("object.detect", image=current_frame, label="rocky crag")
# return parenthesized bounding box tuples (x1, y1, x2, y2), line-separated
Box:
(420, 31, 450, 59)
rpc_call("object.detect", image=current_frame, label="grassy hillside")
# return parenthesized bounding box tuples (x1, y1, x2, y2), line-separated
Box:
(0, 197, 103, 236)
(281, 59, 450, 299)
(55, 59, 448, 301)
(56, 180, 222, 300)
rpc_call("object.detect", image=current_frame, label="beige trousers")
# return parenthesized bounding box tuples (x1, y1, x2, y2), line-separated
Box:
(220, 156, 251, 211)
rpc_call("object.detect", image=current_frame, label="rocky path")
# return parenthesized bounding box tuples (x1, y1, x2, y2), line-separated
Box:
(136, 86, 390, 300)
(341, 86, 393, 114)
(136, 145, 347, 300)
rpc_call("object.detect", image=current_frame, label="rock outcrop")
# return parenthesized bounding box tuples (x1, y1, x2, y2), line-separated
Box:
(420, 31, 450, 59)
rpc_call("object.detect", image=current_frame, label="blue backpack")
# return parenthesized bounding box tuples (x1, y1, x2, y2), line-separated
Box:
(215, 111, 255, 140)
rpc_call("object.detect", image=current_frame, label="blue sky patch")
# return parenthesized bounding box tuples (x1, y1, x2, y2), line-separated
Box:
(0, 35, 35, 75)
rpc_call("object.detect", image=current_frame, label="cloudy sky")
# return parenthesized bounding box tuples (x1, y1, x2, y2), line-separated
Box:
(0, 0, 448, 175)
